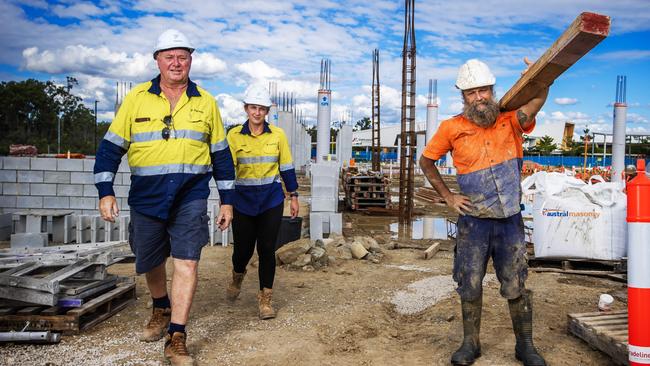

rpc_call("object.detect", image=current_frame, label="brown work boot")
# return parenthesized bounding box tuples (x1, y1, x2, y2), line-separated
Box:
(140, 307, 171, 342)
(257, 288, 276, 320)
(164, 332, 194, 366)
(226, 270, 246, 301)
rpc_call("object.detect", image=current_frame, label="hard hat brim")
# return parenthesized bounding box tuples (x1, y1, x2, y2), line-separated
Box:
(153, 47, 195, 60)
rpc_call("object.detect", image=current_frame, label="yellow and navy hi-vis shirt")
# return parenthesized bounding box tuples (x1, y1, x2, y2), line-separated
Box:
(227, 121, 298, 216)
(93, 75, 235, 220)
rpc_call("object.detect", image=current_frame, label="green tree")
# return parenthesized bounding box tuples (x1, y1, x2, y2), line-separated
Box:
(535, 135, 557, 155)
(0, 78, 99, 155)
(353, 117, 371, 131)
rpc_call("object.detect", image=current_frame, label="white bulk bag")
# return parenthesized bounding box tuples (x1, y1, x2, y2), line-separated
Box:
(521, 172, 627, 260)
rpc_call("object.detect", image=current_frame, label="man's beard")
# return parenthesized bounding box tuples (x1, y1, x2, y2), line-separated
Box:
(463, 98, 500, 127)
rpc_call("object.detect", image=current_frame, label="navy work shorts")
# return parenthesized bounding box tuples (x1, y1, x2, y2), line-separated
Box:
(129, 199, 209, 274)
(453, 213, 528, 301)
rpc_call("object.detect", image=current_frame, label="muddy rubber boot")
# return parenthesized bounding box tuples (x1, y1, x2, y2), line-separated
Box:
(226, 270, 246, 301)
(257, 288, 276, 320)
(451, 297, 482, 365)
(508, 291, 547, 366)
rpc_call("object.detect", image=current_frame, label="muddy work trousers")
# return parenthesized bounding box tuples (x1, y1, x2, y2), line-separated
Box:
(232, 203, 284, 290)
(453, 213, 528, 301)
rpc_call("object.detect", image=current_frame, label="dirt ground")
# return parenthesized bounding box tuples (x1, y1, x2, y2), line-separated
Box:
(0, 178, 627, 366)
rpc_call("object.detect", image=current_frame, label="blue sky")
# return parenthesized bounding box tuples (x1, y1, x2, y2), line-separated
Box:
(2, 0, 649, 142)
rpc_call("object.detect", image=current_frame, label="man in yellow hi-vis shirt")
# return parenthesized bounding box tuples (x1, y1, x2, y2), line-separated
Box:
(94, 29, 234, 365)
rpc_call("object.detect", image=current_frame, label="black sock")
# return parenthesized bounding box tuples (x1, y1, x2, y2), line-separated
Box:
(168, 322, 185, 336)
(152, 295, 171, 309)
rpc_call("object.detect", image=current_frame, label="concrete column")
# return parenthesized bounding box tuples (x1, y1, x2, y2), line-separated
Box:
(316, 90, 332, 162)
(269, 103, 279, 126)
(337, 124, 353, 167)
(425, 102, 439, 187)
(278, 111, 294, 147)
(612, 103, 627, 183)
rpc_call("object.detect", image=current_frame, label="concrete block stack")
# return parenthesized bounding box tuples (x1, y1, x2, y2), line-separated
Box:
(309, 161, 342, 240)
(0, 156, 221, 242)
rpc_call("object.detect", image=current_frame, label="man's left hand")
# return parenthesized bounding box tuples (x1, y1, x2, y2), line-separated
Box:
(290, 197, 300, 218)
(217, 204, 233, 231)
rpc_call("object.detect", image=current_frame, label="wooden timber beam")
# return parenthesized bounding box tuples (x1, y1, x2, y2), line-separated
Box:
(500, 12, 610, 111)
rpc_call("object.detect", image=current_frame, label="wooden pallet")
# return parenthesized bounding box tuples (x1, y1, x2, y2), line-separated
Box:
(0, 282, 136, 334)
(528, 257, 627, 282)
(567, 310, 628, 365)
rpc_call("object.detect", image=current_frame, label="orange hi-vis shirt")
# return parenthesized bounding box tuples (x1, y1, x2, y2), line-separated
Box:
(422, 110, 535, 218)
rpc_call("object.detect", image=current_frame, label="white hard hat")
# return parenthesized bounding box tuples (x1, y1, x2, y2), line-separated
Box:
(153, 29, 195, 59)
(455, 59, 496, 90)
(243, 84, 272, 107)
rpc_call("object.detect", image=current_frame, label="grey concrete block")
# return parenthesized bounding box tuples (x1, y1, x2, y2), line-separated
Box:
(3, 183, 30, 195)
(77, 215, 93, 243)
(71, 172, 94, 184)
(208, 187, 220, 199)
(44, 171, 71, 184)
(311, 197, 337, 212)
(329, 213, 342, 235)
(3, 157, 31, 170)
(70, 197, 98, 210)
(57, 159, 84, 171)
(57, 184, 83, 196)
(311, 185, 337, 198)
(0, 196, 17, 208)
(17, 170, 44, 183)
(30, 183, 57, 196)
(0, 170, 16, 183)
(209, 179, 216, 188)
(118, 159, 130, 173)
(119, 215, 130, 241)
(105, 220, 120, 241)
(63, 214, 77, 243)
(309, 213, 323, 240)
(0, 213, 12, 240)
(11, 232, 48, 248)
(16, 196, 43, 209)
(30, 158, 58, 171)
(83, 159, 96, 172)
(44, 196, 70, 209)
(52, 214, 72, 243)
(113, 173, 123, 185)
(114, 185, 130, 198)
(91, 216, 106, 242)
(83, 185, 97, 197)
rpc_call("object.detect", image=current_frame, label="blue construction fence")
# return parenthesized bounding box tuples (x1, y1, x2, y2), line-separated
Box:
(312, 148, 647, 167)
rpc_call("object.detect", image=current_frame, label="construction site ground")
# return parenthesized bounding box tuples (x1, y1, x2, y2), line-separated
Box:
(0, 176, 626, 365)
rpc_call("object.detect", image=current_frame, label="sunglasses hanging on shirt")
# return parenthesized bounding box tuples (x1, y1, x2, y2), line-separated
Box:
(162, 115, 174, 140)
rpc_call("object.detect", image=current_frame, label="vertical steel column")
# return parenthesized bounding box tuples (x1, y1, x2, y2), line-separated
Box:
(398, 0, 416, 223)
(371, 49, 381, 171)
(612, 75, 627, 183)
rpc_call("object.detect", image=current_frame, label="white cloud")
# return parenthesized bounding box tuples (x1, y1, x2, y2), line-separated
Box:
(191, 53, 228, 77)
(594, 50, 650, 62)
(216, 93, 246, 125)
(554, 97, 578, 105)
(22, 46, 154, 80)
(236, 60, 283, 81)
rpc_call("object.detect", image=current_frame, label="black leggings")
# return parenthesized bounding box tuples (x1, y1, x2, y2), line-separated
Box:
(232, 203, 284, 290)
